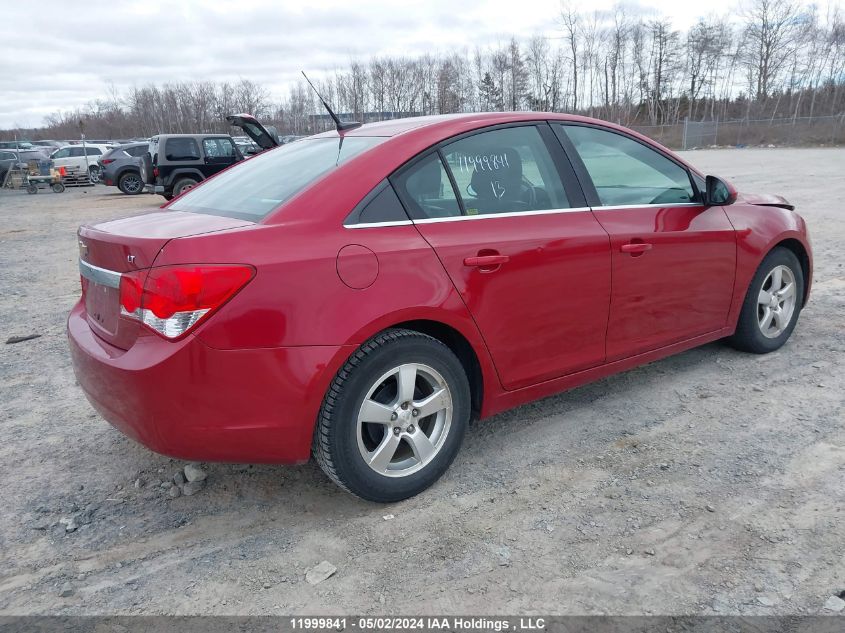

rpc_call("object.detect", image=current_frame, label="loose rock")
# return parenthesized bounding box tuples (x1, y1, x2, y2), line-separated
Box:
(184, 464, 207, 483)
(705, 505, 716, 513)
(182, 480, 205, 496)
(173, 472, 186, 486)
(5, 334, 41, 344)
(167, 485, 181, 499)
(59, 517, 78, 533)
(823, 595, 845, 612)
(305, 561, 337, 585)
(58, 582, 74, 597)
(757, 596, 775, 607)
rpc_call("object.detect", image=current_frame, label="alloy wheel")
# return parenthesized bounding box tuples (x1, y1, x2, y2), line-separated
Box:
(757, 264, 797, 338)
(356, 362, 453, 478)
(123, 174, 142, 193)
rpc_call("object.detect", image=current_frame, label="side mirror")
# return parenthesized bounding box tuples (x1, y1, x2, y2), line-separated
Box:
(705, 175, 737, 206)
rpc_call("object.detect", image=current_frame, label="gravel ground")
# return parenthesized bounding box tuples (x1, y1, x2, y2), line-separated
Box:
(0, 148, 842, 616)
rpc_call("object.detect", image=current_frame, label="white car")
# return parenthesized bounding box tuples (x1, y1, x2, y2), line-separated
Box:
(50, 144, 112, 181)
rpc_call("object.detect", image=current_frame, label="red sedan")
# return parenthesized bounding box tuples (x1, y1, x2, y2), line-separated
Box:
(68, 113, 812, 502)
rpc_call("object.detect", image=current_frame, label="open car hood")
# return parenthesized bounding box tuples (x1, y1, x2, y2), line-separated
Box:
(738, 192, 795, 211)
(226, 113, 280, 151)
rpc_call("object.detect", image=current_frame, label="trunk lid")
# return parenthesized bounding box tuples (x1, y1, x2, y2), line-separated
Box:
(78, 211, 253, 349)
(226, 113, 280, 151)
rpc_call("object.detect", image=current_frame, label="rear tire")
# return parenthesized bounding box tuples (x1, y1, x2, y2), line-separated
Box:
(51, 183, 65, 193)
(172, 177, 198, 197)
(313, 329, 470, 502)
(728, 247, 804, 354)
(118, 171, 143, 195)
(88, 165, 100, 183)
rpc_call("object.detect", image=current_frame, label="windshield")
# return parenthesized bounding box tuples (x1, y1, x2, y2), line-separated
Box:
(170, 136, 386, 221)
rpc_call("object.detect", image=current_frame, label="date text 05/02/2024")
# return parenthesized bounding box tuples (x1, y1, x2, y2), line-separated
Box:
(290, 617, 547, 631)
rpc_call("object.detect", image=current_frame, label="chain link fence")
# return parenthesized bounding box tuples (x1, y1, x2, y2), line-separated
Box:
(632, 115, 845, 150)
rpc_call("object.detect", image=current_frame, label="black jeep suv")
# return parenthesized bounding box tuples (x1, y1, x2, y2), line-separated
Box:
(139, 114, 280, 200)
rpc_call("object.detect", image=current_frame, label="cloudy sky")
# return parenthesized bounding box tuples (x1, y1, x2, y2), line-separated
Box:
(1, 0, 746, 129)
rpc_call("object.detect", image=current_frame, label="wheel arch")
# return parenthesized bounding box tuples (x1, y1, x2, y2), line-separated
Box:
(389, 319, 484, 418)
(165, 168, 204, 186)
(770, 238, 811, 306)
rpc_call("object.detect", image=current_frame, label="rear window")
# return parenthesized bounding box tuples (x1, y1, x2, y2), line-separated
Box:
(170, 136, 386, 221)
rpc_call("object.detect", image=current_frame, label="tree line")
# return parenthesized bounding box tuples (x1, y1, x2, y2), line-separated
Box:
(3, 0, 844, 142)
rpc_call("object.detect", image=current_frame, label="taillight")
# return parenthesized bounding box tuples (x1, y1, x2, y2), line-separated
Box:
(152, 167, 159, 178)
(101, 158, 115, 165)
(119, 265, 254, 340)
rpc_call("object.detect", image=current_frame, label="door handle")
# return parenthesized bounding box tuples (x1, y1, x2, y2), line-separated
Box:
(620, 243, 653, 254)
(464, 255, 510, 267)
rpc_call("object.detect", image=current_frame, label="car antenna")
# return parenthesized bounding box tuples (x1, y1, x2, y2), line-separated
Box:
(301, 71, 362, 132)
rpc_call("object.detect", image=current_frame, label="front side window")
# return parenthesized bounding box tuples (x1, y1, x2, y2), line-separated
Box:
(164, 138, 200, 161)
(170, 136, 386, 221)
(52, 148, 69, 159)
(441, 125, 569, 215)
(561, 125, 696, 206)
(70, 148, 86, 157)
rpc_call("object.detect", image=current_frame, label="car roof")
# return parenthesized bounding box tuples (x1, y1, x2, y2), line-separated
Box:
(310, 112, 591, 139)
(303, 111, 695, 177)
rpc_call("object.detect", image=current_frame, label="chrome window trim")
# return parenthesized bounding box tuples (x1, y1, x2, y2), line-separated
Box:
(342, 202, 704, 228)
(592, 202, 704, 211)
(79, 259, 121, 289)
(412, 207, 592, 224)
(344, 220, 413, 229)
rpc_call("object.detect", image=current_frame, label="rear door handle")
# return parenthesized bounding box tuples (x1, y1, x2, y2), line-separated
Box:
(620, 243, 653, 254)
(464, 255, 510, 267)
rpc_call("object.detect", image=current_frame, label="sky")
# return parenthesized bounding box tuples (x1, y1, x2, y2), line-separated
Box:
(0, 0, 751, 129)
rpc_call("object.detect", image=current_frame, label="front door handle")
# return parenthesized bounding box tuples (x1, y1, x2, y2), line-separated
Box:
(620, 243, 653, 254)
(464, 255, 510, 268)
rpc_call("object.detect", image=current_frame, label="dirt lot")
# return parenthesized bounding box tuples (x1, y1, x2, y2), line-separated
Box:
(0, 148, 842, 616)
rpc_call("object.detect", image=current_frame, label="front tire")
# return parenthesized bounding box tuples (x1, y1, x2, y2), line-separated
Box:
(313, 329, 470, 502)
(729, 247, 804, 354)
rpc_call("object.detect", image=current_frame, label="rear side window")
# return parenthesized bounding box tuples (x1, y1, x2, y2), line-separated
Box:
(561, 125, 696, 206)
(70, 148, 86, 157)
(86, 147, 102, 156)
(126, 145, 148, 157)
(392, 153, 461, 220)
(345, 181, 409, 225)
(170, 136, 386, 221)
(164, 138, 200, 161)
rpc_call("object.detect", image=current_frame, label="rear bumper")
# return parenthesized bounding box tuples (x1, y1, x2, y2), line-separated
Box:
(67, 301, 346, 463)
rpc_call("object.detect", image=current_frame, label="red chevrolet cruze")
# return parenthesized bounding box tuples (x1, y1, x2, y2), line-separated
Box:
(68, 113, 812, 502)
